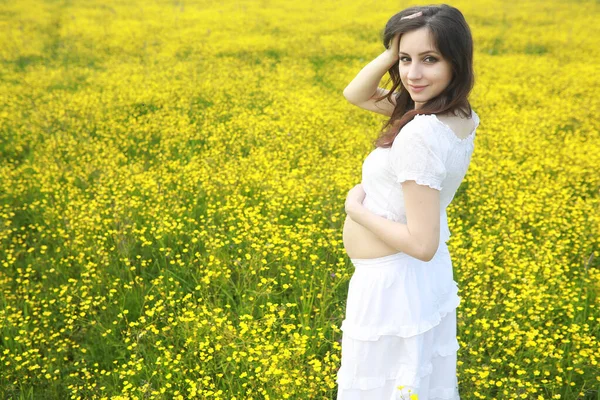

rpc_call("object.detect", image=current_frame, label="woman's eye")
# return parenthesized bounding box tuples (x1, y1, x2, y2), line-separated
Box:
(399, 56, 438, 63)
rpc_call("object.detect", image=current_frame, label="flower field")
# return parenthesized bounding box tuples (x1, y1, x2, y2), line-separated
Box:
(0, 0, 599, 398)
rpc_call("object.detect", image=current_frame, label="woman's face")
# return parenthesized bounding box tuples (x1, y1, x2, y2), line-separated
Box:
(398, 27, 453, 109)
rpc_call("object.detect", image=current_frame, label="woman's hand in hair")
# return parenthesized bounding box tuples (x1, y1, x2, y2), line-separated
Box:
(384, 33, 401, 63)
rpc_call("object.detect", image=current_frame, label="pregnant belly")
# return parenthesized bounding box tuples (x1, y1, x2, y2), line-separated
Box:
(342, 214, 402, 259)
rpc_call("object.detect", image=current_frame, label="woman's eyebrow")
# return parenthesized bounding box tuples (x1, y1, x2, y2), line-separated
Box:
(399, 50, 439, 56)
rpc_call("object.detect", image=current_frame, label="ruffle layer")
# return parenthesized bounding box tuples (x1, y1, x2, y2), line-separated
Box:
(336, 350, 458, 391)
(340, 282, 460, 341)
(337, 361, 431, 391)
(337, 300, 460, 396)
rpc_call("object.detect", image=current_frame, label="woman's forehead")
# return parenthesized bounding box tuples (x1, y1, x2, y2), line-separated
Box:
(399, 28, 437, 53)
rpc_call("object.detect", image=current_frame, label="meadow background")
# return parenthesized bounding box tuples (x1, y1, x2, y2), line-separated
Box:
(0, 0, 599, 398)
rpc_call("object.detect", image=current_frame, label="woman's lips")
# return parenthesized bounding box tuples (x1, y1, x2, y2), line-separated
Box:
(409, 85, 427, 92)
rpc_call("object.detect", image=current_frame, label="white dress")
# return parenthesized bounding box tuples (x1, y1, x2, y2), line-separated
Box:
(336, 110, 480, 400)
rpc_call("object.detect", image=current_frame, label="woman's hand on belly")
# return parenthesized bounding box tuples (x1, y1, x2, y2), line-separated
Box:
(344, 184, 366, 216)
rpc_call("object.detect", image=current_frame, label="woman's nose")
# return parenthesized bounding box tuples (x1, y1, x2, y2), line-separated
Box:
(407, 63, 422, 80)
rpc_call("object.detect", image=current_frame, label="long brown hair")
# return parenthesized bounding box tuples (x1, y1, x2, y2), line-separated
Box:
(373, 4, 475, 148)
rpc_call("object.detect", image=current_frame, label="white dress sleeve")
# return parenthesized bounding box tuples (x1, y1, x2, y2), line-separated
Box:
(389, 116, 448, 191)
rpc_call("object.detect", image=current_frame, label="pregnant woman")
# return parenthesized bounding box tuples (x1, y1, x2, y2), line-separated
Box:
(337, 4, 479, 400)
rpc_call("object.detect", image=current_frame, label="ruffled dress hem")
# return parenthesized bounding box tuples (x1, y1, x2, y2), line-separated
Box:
(339, 289, 460, 341)
(336, 339, 459, 389)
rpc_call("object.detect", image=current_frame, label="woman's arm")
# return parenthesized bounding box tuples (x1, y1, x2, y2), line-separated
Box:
(346, 181, 441, 263)
(346, 203, 428, 261)
(342, 34, 400, 106)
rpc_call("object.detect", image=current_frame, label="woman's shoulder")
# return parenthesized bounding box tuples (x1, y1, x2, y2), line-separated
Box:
(399, 114, 449, 143)
(392, 115, 449, 154)
(410, 110, 478, 144)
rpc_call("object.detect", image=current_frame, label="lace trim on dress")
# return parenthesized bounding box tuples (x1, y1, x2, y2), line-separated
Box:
(415, 109, 479, 145)
(395, 173, 444, 191)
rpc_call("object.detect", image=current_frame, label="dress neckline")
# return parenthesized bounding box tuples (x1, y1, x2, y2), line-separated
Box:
(418, 110, 479, 144)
